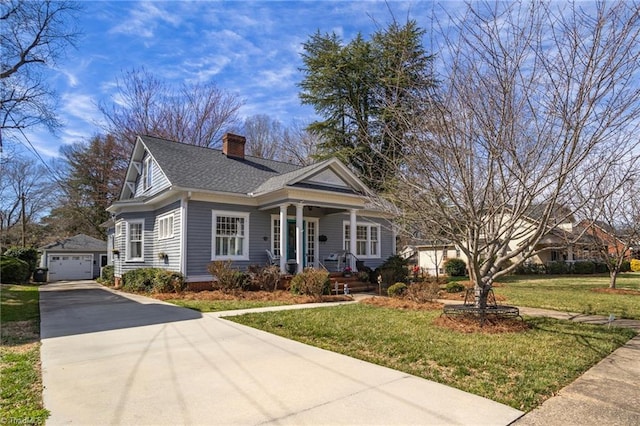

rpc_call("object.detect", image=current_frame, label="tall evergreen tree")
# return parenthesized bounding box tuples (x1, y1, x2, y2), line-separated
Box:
(44, 134, 124, 239)
(299, 20, 436, 190)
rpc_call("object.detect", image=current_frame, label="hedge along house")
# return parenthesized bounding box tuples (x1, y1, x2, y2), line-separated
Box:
(106, 134, 395, 287)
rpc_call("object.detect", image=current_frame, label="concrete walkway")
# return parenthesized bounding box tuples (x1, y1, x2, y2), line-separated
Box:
(40, 281, 522, 425)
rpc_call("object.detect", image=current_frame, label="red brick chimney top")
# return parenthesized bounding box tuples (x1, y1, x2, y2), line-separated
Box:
(222, 133, 246, 159)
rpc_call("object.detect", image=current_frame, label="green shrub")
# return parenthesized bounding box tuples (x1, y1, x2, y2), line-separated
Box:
(247, 264, 281, 291)
(387, 282, 407, 297)
(573, 261, 595, 274)
(445, 281, 465, 293)
(98, 265, 115, 286)
(121, 268, 185, 293)
(3, 247, 39, 274)
(377, 255, 409, 285)
(620, 260, 631, 272)
(289, 268, 330, 300)
(0, 255, 31, 283)
(152, 270, 186, 293)
(546, 261, 569, 275)
(631, 259, 640, 272)
(594, 261, 609, 274)
(207, 260, 249, 292)
(357, 271, 369, 283)
(444, 258, 467, 277)
(122, 268, 158, 292)
(514, 262, 546, 275)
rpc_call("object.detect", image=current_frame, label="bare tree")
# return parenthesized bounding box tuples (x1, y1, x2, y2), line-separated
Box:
(99, 67, 243, 154)
(0, 0, 81, 143)
(0, 155, 57, 247)
(577, 163, 640, 289)
(375, 1, 640, 309)
(241, 114, 283, 159)
(280, 120, 324, 166)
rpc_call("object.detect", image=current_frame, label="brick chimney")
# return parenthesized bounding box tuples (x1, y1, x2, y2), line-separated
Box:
(222, 133, 246, 159)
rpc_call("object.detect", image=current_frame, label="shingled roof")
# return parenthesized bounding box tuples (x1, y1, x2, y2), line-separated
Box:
(140, 135, 301, 194)
(39, 234, 107, 251)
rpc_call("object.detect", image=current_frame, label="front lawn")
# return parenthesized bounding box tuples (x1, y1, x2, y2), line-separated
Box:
(228, 303, 635, 412)
(0, 284, 49, 425)
(494, 274, 640, 319)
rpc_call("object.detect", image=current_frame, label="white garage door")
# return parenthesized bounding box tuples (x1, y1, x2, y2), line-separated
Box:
(48, 254, 93, 281)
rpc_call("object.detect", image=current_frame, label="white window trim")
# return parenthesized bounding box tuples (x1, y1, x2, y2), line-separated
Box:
(343, 221, 381, 259)
(126, 219, 145, 262)
(211, 210, 250, 261)
(157, 213, 174, 240)
(115, 221, 123, 237)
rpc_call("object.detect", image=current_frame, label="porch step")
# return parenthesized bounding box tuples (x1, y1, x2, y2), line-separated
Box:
(329, 276, 375, 294)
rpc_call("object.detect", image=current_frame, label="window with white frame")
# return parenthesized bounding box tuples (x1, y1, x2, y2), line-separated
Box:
(158, 214, 174, 240)
(142, 156, 153, 191)
(212, 211, 249, 260)
(126, 220, 144, 261)
(344, 222, 380, 258)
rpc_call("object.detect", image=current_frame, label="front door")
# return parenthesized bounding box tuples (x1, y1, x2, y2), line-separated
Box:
(286, 220, 306, 266)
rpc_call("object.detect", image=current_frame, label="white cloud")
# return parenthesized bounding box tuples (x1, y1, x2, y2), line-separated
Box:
(109, 1, 182, 38)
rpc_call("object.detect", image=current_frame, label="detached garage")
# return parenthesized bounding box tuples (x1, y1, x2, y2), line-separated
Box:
(39, 234, 107, 281)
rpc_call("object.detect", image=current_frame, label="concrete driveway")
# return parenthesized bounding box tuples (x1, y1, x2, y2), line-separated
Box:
(40, 281, 523, 425)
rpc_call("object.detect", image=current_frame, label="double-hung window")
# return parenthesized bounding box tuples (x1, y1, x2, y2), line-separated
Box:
(212, 211, 249, 260)
(343, 222, 380, 259)
(126, 220, 144, 262)
(158, 214, 174, 240)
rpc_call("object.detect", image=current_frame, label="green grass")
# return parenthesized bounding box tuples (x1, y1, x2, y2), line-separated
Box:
(494, 274, 640, 319)
(1, 284, 40, 323)
(164, 298, 292, 312)
(1, 284, 49, 425)
(229, 303, 635, 412)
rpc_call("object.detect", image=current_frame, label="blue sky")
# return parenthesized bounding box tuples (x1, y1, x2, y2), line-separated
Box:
(19, 0, 449, 161)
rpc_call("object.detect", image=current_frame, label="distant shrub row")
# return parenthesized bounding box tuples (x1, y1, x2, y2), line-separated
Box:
(515, 260, 631, 275)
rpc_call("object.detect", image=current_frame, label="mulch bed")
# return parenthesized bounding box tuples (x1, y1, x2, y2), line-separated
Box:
(433, 315, 531, 334)
(591, 288, 640, 296)
(359, 296, 442, 311)
(152, 290, 353, 303)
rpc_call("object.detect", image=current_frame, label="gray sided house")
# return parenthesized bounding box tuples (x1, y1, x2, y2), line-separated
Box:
(106, 134, 395, 285)
(39, 234, 108, 281)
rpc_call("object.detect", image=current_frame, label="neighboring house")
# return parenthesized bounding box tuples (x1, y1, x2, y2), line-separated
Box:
(573, 220, 632, 260)
(411, 207, 598, 276)
(38, 234, 108, 281)
(106, 134, 395, 286)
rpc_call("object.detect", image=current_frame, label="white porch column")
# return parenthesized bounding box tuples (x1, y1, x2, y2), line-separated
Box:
(296, 203, 304, 273)
(279, 204, 288, 272)
(349, 209, 357, 270)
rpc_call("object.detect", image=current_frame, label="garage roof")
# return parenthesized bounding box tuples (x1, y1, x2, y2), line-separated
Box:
(39, 234, 107, 252)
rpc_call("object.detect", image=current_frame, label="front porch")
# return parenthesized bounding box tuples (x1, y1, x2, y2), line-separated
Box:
(262, 202, 391, 275)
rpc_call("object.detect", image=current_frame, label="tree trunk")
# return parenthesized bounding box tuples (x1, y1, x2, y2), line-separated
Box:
(609, 270, 618, 289)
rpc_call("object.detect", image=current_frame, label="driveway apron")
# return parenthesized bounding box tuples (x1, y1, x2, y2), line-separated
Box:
(40, 281, 523, 425)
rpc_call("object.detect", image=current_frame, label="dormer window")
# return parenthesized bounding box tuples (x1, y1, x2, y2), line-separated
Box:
(143, 156, 153, 191)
